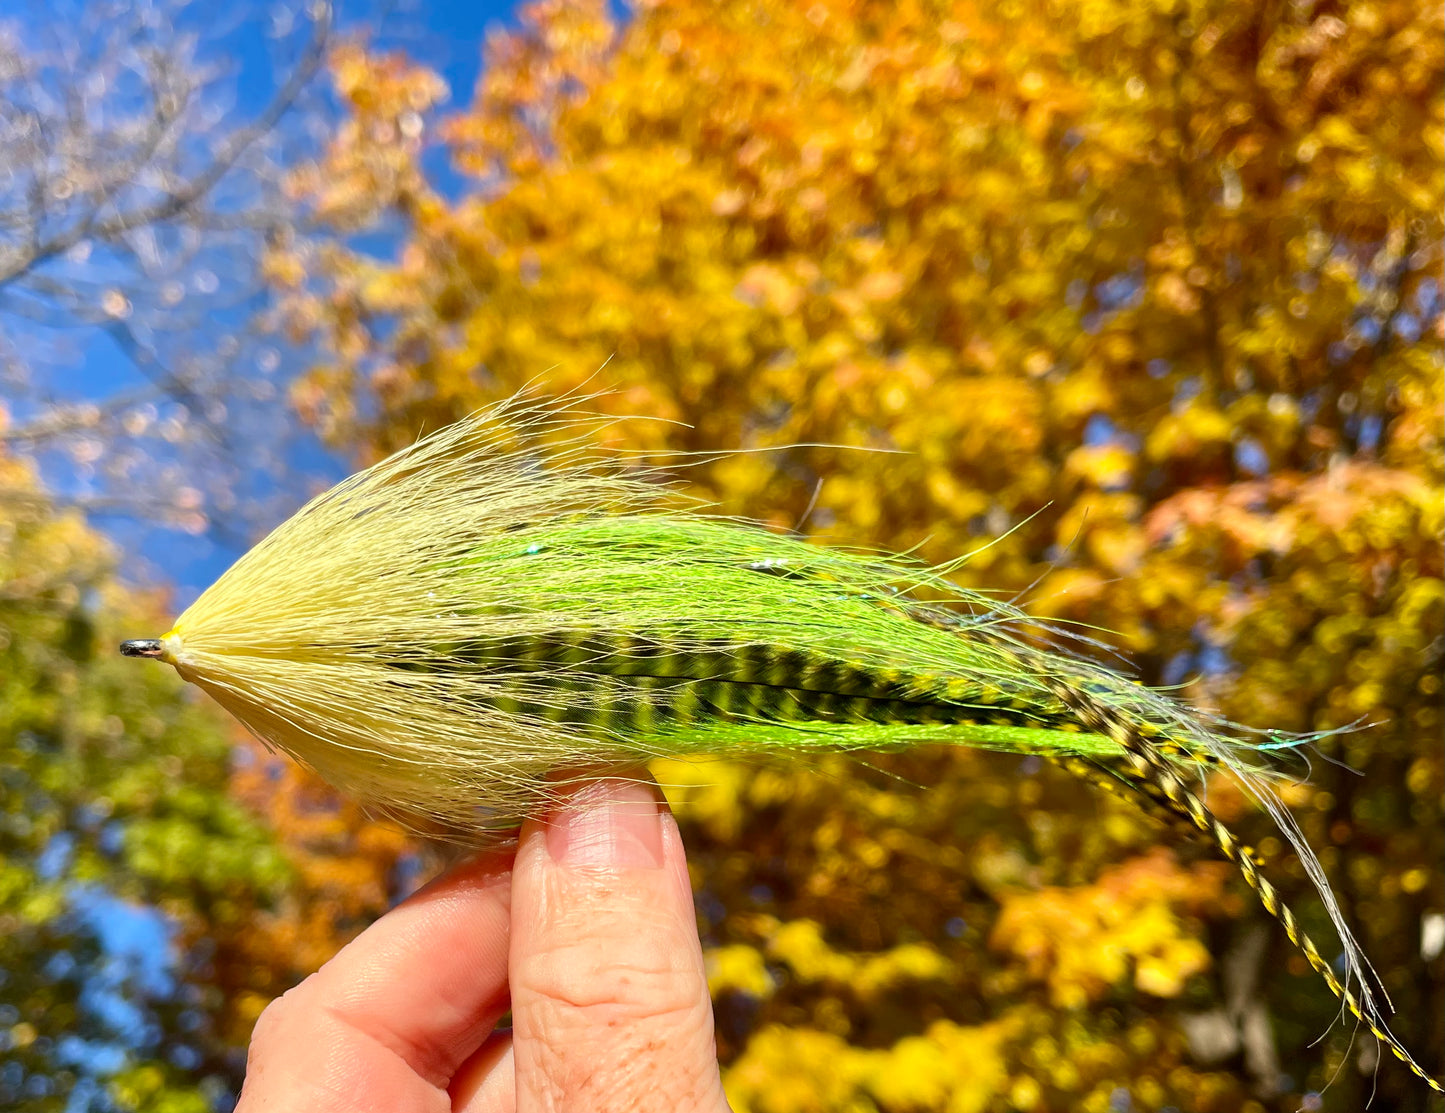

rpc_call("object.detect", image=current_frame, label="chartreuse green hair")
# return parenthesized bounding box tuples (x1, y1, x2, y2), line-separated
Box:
(121, 395, 1440, 1093)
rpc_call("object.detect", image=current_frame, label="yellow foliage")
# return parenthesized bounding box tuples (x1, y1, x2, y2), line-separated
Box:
(725, 1015, 1020, 1113)
(708, 942, 778, 1000)
(757, 919, 955, 1000)
(266, 0, 1444, 1106)
(992, 850, 1229, 1007)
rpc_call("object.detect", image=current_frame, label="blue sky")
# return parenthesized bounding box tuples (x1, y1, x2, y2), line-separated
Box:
(229, 0, 518, 114)
(57, 0, 522, 600)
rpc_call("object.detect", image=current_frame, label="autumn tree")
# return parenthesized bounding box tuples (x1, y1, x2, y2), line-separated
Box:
(0, 448, 300, 1111)
(277, 0, 1443, 1109)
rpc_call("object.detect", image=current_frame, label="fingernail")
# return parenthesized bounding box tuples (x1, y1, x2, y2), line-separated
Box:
(546, 779, 665, 869)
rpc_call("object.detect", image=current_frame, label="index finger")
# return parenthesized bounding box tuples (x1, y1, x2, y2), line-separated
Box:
(236, 850, 514, 1113)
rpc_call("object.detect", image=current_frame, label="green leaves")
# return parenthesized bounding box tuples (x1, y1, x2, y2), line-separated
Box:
(0, 475, 292, 1109)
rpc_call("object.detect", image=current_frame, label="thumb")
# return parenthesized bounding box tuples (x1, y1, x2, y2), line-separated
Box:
(508, 776, 730, 1113)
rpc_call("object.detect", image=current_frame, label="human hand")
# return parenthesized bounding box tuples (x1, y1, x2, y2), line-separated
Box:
(235, 777, 732, 1112)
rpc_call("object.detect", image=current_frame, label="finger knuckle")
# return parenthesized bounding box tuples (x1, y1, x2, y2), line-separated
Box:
(522, 920, 704, 1018)
(523, 992, 720, 1112)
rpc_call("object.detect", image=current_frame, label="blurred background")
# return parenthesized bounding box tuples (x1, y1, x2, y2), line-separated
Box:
(0, 0, 1440, 1110)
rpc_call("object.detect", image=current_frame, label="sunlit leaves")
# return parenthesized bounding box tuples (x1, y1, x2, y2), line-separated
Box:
(275, 0, 1443, 1107)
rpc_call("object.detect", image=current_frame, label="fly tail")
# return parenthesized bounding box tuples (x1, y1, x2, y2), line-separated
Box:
(1040, 676, 1445, 1094)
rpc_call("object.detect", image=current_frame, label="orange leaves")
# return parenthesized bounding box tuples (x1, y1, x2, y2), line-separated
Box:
(1152, 272, 1202, 316)
(448, 0, 616, 178)
(1145, 462, 1441, 579)
(736, 262, 807, 318)
(329, 41, 447, 117)
(993, 849, 1230, 1008)
(1141, 460, 1444, 747)
(287, 42, 447, 228)
(217, 735, 413, 1038)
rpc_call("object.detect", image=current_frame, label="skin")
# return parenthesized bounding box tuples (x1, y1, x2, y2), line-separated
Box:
(235, 777, 733, 1113)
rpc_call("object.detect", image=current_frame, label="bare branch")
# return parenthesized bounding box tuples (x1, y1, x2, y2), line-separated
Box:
(0, 3, 332, 289)
(0, 0, 350, 551)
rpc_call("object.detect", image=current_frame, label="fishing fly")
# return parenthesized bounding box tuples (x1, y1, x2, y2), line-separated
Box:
(120, 394, 1441, 1093)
